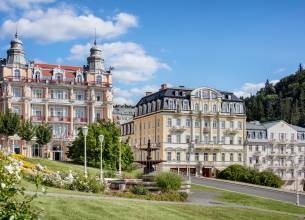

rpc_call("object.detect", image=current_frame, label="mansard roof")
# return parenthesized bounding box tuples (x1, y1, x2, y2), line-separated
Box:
(247, 120, 305, 132)
(136, 86, 192, 106)
(34, 63, 83, 78)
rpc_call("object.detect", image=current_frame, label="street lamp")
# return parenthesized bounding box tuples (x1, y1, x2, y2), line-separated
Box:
(82, 126, 88, 178)
(118, 137, 122, 177)
(293, 157, 300, 206)
(98, 134, 104, 182)
(188, 141, 194, 182)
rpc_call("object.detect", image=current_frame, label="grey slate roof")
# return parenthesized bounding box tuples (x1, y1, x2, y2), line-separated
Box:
(246, 121, 266, 130)
(247, 120, 305, 132)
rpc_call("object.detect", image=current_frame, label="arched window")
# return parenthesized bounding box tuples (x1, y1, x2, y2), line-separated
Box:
(96, 75, 102, 84)
(212, 104, 217, 113)
(14, 69, 20, 78)
(204, 104, 208, 113)
(195, 103, 199, 111)
(34, 71, 40, 80)
(76, 74, 82, 83)
(55, 72, 63, 81)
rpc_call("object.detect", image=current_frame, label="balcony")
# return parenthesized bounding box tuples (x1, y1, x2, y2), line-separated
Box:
(224, 128, 239, 135)
(202, 127, 210, 133)
(31, 116, 45, 121)
(74, 117, 87, 123)
(194, 143, 221, 151)
(48, 116, 70, 122)
(253, 151, 261, 156)
(169, 126, 186, 132)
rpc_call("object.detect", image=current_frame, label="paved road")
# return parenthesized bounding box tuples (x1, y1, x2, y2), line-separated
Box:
(192, 177, 305, 205)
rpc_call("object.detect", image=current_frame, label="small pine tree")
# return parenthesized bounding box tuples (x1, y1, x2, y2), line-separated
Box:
(18, 120, 36, 157)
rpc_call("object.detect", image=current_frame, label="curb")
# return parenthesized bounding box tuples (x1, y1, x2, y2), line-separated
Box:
(197, 177, 305, 195)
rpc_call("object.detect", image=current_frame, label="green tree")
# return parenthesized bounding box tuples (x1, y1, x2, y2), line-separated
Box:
(0, 110, 20, 151)
(18, 119, 36, 157)
(35, 122, 52, 158)
(67, 121, 134, 171)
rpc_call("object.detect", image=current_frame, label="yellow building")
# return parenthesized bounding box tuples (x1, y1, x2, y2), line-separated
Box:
(0, 33, 113, 160)
(123, 84, 246, 177)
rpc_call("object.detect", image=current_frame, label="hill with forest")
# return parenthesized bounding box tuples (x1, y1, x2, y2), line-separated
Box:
(244, 64, 305, 127)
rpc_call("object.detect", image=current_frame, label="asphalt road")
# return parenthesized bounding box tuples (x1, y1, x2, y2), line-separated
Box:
(191, 177, 305, 205)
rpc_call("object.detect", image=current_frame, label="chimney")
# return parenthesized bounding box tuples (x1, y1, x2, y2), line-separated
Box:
(145, 91, 152, 96)
(160, 83, 168, 90)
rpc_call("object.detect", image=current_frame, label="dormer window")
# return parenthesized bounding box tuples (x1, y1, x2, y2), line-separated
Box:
(14, 69, 20, 78)
(96, 75, 102, 84)
(34, 71, 40, 80)
(55, 72, 63, 81)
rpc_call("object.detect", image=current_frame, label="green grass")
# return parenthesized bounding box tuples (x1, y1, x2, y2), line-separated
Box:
(23, 157, 100, 175)
(34, 196, 300, 220)
(192, 184, 305, 215)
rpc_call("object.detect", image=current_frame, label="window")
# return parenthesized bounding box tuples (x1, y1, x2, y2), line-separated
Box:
(195, 120, 200, 128)
(203, 120, 209, 128)
(32, 88, 43, 98)
(96, 92, 102, 101)
(255, 145, 259, 151)
(221, 136, 225, 144)
(96, 112, 101, 120)
(238, 153, 242, 162)
(32, 107, 42, 117)
(213, 136, 217, 143)
(195, 153, 199, 161)
(167, 152, 172, 161)
(176, 152, 181, 161)
(249, 157, 252, 164)
(55, 72, 63, 81)
(75, 108, 85, 118)
(167, 118, 172, 127)
(96, 75, 102, 84)
(185, 135, 191, 143)
(183, 100, 188, 110)
(186, 119, 191, 127)
(34, 71, 40, 79)
(14, 69, 20, 78)
(249, 145, 252, 151)
(176, 134, 181, 144)
(221, 120, 225, 129)
(230, 136, 234, 145)
(195, 135, 199, 144)
(75, 90, 85, 101)
(12, 105, 21, 115)
(204, 153, 208, 161)
(167, 135, 172, 143)
(230, 121, 234, 129)
(230, 153, 234, 162)
(222, 153, 225, 162)
(213, 153, 216, 161)
(212, 104, 217, 113)
(238, 137, 242, 145)
(204, 104, 208, 112)
(212, 120, 217, 129)
(270, 132, 274, 139)
(49, 107, 68, 117)
(238, 121, 242, 129)
(262, 145, 266, 151)
(76, 74, 82, 83)
(195, 103, 199, 111)
(51, 89, 68, 99)
(12, 87, 21, 98)
(176, 118, 181, 126)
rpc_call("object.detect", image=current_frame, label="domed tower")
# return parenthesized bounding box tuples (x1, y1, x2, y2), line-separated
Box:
(87, 39, 105, 73)
(6, 32, 26, 65)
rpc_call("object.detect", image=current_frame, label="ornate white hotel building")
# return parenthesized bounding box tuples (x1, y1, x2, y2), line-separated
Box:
(0, 33, 113, 160)
(122, 84, 246, 177)
(246, 120, 305, 190)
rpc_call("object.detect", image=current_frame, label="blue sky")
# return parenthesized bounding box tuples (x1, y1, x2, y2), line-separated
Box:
(0, 0, 304, 104)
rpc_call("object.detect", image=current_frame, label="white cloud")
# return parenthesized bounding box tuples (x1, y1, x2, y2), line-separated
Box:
(113, 85, 161, 105)
(68, 41, 170, 83)
(233, 80, 279, 98)
(0, 6, 138, 43)
(273, 67, 286, 74)
(0, 0, 55, 12)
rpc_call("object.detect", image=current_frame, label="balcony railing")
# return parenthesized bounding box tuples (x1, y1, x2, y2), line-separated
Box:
(194, 143, 221, 151)
(48, 116, 70, 122)
(224, 128, 239, 135)
(169, 126, 186, 132)
(3, 76, 112, 87)
(73, 117, 87, 123)
(31, 116, 45, 121)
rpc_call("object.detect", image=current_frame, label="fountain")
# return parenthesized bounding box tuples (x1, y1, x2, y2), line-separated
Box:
(134, 139, 164, 175)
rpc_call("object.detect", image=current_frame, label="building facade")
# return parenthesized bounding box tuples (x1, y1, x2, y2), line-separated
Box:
(0, 33, 113, 160)
(113, 104, 136, 125)
(124, 84, 246, 176)
(246, 120, 305, 190)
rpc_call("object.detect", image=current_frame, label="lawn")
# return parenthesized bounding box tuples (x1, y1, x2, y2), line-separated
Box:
(23, 157, 100, 175)
(192, 184, 305, 215)
(34, 195, 300, 220)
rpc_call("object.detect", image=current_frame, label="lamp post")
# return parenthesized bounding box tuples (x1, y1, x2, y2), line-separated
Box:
(188, 141, 194, 182)
(82, 126, 88, 178)
(118, 137, 122, 177)
(98, 134, 104, 182)
(294, 158, 300, 206)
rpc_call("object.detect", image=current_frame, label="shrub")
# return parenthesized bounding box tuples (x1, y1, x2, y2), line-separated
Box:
(155, 172, 182, 192)
(130, 185, 148, 195)
(0, 152, 40, 219)
(217, 164, 283, 188)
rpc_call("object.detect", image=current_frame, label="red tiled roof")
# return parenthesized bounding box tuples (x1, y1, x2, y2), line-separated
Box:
(42, 69, 52, 76)
(34, 63, 83, 71)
